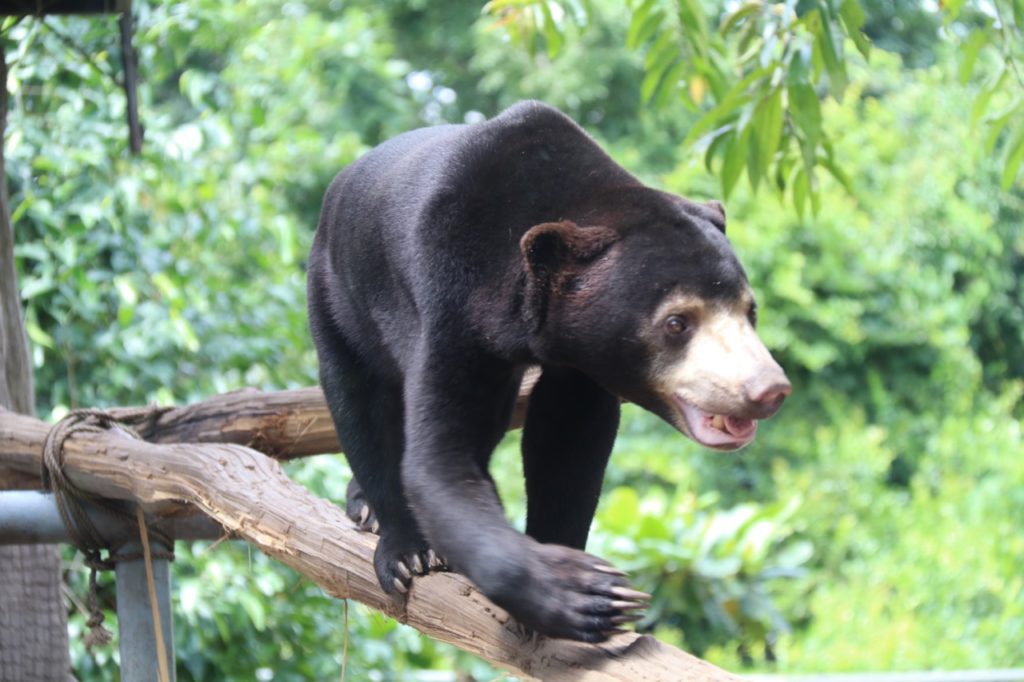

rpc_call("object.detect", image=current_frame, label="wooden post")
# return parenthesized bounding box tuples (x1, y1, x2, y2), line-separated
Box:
(119, 5, 143, 155)
(0, 42, 73, 682)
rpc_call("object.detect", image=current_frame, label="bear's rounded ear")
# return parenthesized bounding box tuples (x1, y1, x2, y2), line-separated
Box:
(520, 221, 619, 276)
(706, 200, 726, 233)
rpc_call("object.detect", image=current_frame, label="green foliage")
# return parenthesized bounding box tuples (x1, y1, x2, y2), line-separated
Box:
(594, 487, 811, 658)
(485, 0, 1024, 204)
(4, 0, 1023, 677)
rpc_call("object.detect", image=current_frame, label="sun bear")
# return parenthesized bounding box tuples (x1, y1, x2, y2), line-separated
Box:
(307, 101, 790, 642)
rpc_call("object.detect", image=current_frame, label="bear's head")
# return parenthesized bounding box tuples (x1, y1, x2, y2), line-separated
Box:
(520, 189, 789, 450)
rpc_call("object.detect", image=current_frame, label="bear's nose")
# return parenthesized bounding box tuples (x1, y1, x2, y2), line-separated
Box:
(744, 375, 791, 418)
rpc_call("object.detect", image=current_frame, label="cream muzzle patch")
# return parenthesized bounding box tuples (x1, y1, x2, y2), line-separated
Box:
(653, 293, 789, 450)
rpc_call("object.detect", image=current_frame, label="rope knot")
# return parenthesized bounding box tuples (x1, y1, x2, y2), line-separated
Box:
(41, 406, 175, 648)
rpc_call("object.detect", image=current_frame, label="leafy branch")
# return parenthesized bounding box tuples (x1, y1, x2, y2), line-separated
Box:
(483, 0, 1024, 210)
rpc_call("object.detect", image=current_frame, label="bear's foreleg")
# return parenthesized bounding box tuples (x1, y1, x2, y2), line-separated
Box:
(400, 353, 647, 642)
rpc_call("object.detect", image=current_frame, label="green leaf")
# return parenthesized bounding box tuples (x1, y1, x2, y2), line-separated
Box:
(236, 591, 267, 632)
(809, 167, 821, 215)
(720, 1, 763, 35)
(539, 1, 564, 58)
(641, 57, 677, 104)
(26, 319, 55, 349)
(677, 0, 709, 48)
(819, 142, 854, 195)
(683, 65, 772, 146)
(20, 273, 57, 299)
(971, 67, 1007, 125)
(748, 133, 763, 194)
(626, 0, 663, 49)
(791, 166, 809, 219)
(642, 33, 681, 104)
(757, 87, 784, 170)
(772, 540, 814, 569)
(655, 60, 688, 108)
(958, 30, 990, 85)
(839, 0, 871, 59)
(814, 12, 848, 97)
(701, 124, 735, 172)
(721, 130, 747, 199)
(1001, 122, 1024, 191)
(788, 81, 822, 149)
(984, 104, 1020, 155)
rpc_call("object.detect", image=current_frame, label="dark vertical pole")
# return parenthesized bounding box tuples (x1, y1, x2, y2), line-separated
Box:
(119, 4, 142, 155)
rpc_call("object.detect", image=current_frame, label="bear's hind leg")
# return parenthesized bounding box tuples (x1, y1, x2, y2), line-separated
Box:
(522, 367, 620, 549)
(317, 337, 445, 594)
(345, 477, 377, 532)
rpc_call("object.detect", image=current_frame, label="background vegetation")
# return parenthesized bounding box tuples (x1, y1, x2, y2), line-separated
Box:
(3, 0, 1022, 677)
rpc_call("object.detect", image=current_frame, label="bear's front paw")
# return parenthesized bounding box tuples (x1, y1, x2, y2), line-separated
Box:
(495, 543, 650, 643)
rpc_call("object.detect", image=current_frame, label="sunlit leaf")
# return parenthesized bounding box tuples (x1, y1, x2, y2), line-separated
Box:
(958, 29, 990, 84)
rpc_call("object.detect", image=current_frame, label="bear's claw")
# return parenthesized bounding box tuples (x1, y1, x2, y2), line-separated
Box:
(375, 531, 450, 598)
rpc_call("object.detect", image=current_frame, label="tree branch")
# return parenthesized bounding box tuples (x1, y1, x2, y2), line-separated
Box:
(0, 408, 739, 682)
(145, 366, 541, 459)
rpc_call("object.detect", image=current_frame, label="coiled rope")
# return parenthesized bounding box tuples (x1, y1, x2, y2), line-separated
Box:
(41, 407, 175, 648)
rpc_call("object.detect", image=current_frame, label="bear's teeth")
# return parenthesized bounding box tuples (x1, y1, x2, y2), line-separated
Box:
(711, 414, 725, 430)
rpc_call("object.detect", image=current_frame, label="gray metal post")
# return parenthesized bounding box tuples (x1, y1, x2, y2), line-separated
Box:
(113, 541, 176, 682)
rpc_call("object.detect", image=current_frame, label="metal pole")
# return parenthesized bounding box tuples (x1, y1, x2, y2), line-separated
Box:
(113, 541, 175, 682)
(0, 490, 224, 545)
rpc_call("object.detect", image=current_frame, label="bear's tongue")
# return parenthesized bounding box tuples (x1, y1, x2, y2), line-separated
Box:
(725, 415, 755, 437)
(709, 413, 756, 438)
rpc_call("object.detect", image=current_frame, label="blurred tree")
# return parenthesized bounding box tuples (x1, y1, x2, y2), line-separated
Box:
(859, 0, 942, 67)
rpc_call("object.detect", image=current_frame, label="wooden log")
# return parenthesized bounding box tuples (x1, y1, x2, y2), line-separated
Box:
(0, 409, 739, 682)
(141, 367, 542, 459)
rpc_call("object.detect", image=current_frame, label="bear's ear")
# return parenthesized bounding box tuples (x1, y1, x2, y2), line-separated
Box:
(520, 221, 619, 277)
(706, 200, 726, 233)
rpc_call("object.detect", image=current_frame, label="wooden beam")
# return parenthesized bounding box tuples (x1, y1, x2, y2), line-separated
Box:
(140, 367, 541, 459)
(1, 1, 130, 16)
(0, 408, 739, 682)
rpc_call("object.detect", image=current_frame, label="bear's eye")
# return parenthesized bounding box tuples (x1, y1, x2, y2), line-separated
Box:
(664, 315, 691, 336)
(747, 301, 758, 327)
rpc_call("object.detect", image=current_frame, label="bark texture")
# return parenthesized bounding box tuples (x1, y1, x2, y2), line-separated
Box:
(0, 409, 739, 682)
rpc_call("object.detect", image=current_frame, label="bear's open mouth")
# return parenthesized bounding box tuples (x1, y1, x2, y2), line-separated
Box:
(674, 394, 757, 450)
